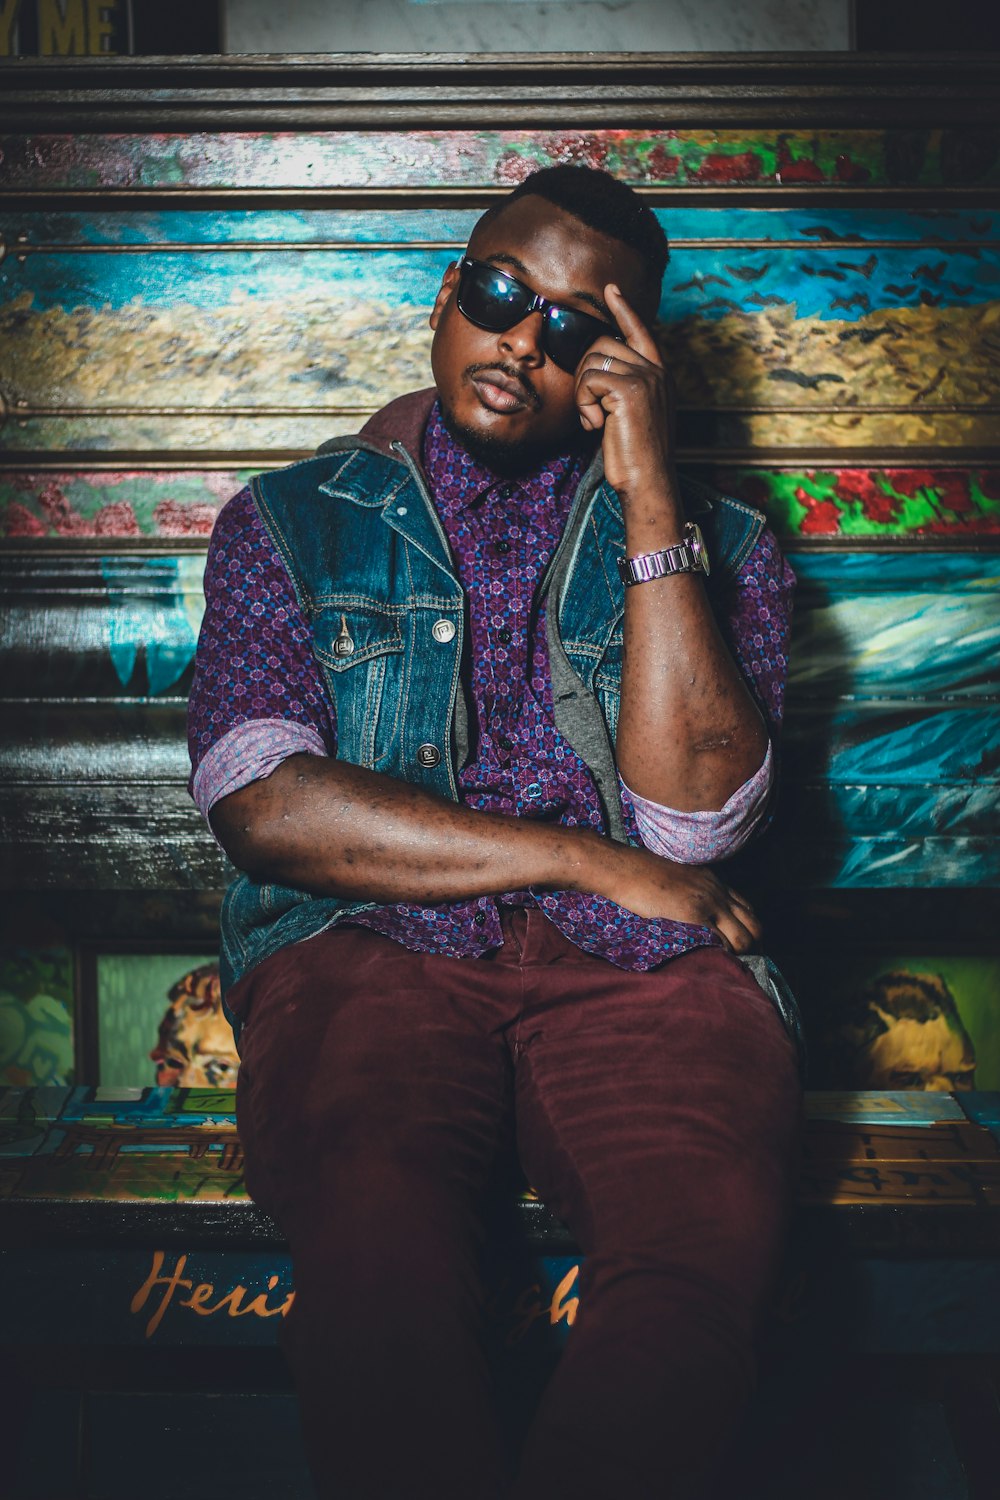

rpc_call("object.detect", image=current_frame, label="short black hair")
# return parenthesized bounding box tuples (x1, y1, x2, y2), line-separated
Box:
(488, 165, 669, 307)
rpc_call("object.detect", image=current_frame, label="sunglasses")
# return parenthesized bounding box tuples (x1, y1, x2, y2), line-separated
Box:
(456, 257, 623, 374)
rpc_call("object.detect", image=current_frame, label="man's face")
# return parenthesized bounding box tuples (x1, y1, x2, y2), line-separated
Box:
(859, 1010, 977, 1092)
(429, 194, 650, 473)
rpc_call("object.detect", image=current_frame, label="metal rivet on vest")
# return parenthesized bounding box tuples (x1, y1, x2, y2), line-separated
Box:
(416, 743, 441, 769)
(397, 505, 408, 516)
(431, 618, 456, 644)
(333, 614, 355, 657)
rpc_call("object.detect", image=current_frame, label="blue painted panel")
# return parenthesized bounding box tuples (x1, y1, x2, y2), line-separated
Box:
(808, 835, 997, 888)
(7, 242, 996, 323)
(8, 205, 996, 247)
(5, 208, 996, 320)
(786, 551, 1000, 700)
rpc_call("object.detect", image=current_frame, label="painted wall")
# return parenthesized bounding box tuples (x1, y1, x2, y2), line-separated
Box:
(223, 0, 851, 55)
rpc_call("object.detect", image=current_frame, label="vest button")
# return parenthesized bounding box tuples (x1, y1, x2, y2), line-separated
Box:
(431, 618, 456, 644)
(416, 743, 441, 769)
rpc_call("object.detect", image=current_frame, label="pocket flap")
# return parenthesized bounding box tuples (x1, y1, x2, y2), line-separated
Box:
(314, 604, 405, 671)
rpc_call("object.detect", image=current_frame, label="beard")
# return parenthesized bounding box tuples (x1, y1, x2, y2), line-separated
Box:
(439, 383, 590, 479)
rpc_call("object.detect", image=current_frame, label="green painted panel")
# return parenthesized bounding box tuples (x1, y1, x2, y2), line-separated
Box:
(5, 466, 997, 541)
(3, 128, 999, 191)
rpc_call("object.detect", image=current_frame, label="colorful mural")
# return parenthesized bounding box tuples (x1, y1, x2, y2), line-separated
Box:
(0, 950, 74, 1087)
(2, 128, 998, 192)
(1, 206, 996, 454)
(96, 953, 221, 1087)
(5, 465, 998, 542)
(0, 120, 996, 933)
(150, 962, 238, 1089)
(802, 954, 1000, 1092)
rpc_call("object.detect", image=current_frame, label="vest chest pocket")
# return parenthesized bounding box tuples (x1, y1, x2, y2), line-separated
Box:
(314, 604, 405, 770)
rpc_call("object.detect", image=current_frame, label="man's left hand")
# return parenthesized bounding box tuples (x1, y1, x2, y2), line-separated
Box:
(575, 284, 676, 506)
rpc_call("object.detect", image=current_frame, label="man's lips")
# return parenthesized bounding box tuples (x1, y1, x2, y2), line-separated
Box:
(468, 367, 538, 415)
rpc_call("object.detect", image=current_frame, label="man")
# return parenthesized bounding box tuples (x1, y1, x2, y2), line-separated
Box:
(188, 166, 802, 1500)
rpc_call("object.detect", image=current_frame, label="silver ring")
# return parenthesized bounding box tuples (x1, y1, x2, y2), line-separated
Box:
(600, 355, 614, 372)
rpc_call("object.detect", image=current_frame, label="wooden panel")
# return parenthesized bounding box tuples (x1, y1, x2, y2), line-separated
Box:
(2, 204, 997, 459)
(4, 1083, 1000, 1216)
(0, 66, 996, 914)
(4, 464, 999, 543)
(1, 547, 997, 888)
(4, 127, 1000, 193)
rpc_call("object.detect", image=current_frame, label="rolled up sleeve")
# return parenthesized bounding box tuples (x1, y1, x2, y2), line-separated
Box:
(187, 486, 335, 819)
(620, 741, 774, 863)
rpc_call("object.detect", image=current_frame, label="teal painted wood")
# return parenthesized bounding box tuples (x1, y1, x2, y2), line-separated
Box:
(786, 552, 1000, 701)
(773, 550, 1000, 886)
(2, 550, 997, 887)
(6, 206, 996, 247)
(6, 208, 997, 320)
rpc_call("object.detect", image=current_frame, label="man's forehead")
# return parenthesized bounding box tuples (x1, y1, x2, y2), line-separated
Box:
(469, 196, 646, 300)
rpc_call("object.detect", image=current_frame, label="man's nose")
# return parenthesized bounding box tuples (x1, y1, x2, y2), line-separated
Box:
(499, 311, 545, 365)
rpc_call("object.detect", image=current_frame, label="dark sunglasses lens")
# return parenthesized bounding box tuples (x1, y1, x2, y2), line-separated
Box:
(458, 263, 529, 330)
(544, 307, 606, 372)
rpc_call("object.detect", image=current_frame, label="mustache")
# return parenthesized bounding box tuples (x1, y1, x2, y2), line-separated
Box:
(465, 362, 542, 411)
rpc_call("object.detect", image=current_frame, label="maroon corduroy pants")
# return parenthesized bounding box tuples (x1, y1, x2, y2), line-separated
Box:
(231, 908, 801, 1500)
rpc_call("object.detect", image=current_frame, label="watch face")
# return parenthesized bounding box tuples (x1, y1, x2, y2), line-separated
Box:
(687, 522, 710, 576)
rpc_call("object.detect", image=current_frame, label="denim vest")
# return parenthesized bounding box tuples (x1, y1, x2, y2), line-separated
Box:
(218, 417, 789, 1034)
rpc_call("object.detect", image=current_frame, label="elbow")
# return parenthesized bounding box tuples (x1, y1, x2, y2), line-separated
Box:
(209, 780, 296, 880)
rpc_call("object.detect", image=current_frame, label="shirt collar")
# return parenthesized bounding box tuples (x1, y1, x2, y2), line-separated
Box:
(422, 400, 586, 521)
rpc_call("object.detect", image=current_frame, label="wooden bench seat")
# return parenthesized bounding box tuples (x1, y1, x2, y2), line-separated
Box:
(3, 1085, 1000, 1499)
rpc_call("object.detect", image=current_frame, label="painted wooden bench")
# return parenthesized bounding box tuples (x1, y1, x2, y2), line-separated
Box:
(3, 1084, 1000, 1499)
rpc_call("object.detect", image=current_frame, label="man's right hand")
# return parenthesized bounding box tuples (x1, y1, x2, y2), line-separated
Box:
(579, 836, 761, 953)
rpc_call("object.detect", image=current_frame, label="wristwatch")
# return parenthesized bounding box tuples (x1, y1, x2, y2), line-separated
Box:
(617, 522, 710, 586)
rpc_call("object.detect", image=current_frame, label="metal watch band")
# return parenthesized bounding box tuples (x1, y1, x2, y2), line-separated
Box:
(617, 524, 708, 587)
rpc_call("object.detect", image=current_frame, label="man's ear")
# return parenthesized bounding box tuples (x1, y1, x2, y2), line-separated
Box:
(429, 261, 461, 330)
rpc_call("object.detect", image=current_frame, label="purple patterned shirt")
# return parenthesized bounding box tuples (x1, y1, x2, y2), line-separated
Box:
(188, 403, 794, 970)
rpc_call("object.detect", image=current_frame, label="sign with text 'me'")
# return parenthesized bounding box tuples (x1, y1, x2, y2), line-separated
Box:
(1, 0, 132, 55)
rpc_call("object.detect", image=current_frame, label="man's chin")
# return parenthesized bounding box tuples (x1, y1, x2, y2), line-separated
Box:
(439, 401, 575, 478)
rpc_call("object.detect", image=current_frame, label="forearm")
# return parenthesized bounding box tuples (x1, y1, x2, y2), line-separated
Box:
(615, 473, 767, 811)
(210, 753, 766, 951)
(210, 753, 603, 903)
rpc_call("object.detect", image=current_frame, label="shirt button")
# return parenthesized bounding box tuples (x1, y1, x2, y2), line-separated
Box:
(473, 911, 487, 927)
(431, 618, 456, 644)
(498, 734, 513, 752)
(524, 782, 542, 799)
(494, 539, 511, 555)
(497, 628, 512, 645)
(416, 743, 441, 769)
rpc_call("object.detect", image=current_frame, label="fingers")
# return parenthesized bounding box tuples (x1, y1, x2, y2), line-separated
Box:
(696, 876, 759, 953)
(605, 284, 662, 365)
(574, 341, 659, 432)
(712, 905, 757, 954)
(725, 886, 763, 942)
